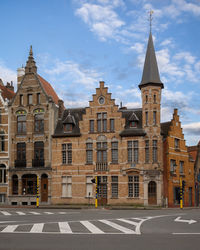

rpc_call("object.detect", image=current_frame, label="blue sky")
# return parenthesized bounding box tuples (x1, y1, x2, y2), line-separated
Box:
(0, 0, 200, 145)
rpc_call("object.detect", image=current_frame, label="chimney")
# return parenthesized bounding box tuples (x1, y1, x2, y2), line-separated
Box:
(58, 99, 64, 119)
(17, 67, 25, 89)
(6, 81, 14, 92)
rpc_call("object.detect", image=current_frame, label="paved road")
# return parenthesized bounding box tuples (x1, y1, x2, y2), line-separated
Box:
(0, 208, 200, 250)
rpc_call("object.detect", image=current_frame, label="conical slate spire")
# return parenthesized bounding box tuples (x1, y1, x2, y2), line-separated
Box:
(25, 45, 37, 74)
(139, 32, 163, 89)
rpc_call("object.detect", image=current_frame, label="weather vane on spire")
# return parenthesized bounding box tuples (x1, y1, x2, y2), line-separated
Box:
(148, 10, 154, 32)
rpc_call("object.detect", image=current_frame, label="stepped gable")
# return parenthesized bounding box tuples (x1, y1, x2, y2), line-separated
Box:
(161, 121, 171, 138)
(53, 108, 86, 137)
(37, 75, 59, 105)
(120, 108, 146, 136)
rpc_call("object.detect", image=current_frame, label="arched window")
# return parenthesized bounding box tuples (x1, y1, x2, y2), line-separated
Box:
(0, 131, 5, 151)
(12, 175, 18, 195)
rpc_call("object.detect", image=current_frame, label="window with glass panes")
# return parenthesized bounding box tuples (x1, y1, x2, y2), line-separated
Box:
(145, 140, 149, 163)
(128, 141, 139, 163)
(0, 165, 6, 184)
(145, 111, 148, 126)
(0, 132, 5, 152)
(27, 94, 33, 105)
(62, 176, 72, 197)
(153, 111, 157, 125)
(152, 140, 157, 163)
(180, 161, 184, 173)
(34, 114, 44, 133)
(34, 142, 44, 160)
(111, 176, 118, 198)
(86, 143, 93, 164)
(90, 120, 94, 133)
(97, 142, 107, 163)
(62, 143, 72, 164)
(17, 143, 26, 160)
(97, 113, 107, 132)
(128, 176, 139, 198)
(110, 119, 114, 131)
(17, 115, 26, 134)
(111, 142, 118, 163)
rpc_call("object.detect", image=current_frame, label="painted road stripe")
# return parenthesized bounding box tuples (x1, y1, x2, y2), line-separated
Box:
(118, 218, 139, 227)
(0, 211, 11, 216)
(99, 220, 135, 234)
(44, 212, 54, 215)
(58, 222, 73, 234)
(16, 212, 26, 215)
(58, 212, 67, 215)
(30, 223, 44, 233)
(2, 225, 18, 232)
(80, 221, 104, 234)
(29, 212, 40, 215)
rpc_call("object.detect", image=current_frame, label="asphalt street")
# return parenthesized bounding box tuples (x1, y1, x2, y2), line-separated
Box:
(0, 208, 200, 250)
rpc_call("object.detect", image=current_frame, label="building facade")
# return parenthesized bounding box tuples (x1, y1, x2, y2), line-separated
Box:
(162, 109, 195, 207)
(8, 47, 60, 205)
(0, 80, 15, 204)
(51, 32, 164, 206)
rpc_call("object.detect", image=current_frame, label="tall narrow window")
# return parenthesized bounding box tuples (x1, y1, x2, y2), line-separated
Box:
(175, 138, 180, 149)
(34, 114, 44, 133)
(110, 119, 114, 132)
(128, 141, 139, 163)
(27, 94, 33, 105)
(153, 94, 156, 103)
(12, 175, 18, 195)
(170, 159, 176, 172)
(0, 109, 1, 124)
(17, 115, 26, 134)
(62, 143, 72, 164)
(90, 120, 94, 133)
(0, 132, 5, 152)
(145, 111, 148, 126)
(97, 142, 107, 163)
(111, 176, 118, 198)
(0, 165, 6, 184)
(111, 142, 118, 163)
(145, 95, 148, 103)
(97, 113, 107, 132)
(180, 161, 184, 174)
(145, 140, 149, 163)
(17, 143, 26, 160)
(62, 176, 72, 197)
(153, 140, 157, 163)
(128, 176, 139, 198)
(33, 141, 44, 167)
(153, 111, 157, 125)
(20, 95, 23, 106)
(37, 93, 40, 104)
(86, 143, 93, 164)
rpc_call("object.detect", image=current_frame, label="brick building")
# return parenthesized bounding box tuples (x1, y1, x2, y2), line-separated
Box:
(8, 46, 60, 205)
(51, 31, 164, 206)
(0, 80, 15, 204)
(162, 109, 195, 207)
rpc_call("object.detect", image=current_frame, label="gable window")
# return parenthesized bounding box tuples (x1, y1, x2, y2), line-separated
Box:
(97, 113, 107, 132)
(145, 111, 148, 126)
(20, 95, 23, 106)
(153, 140, 157, 163)
(110, 119, 115, 132)
(0, 131, 5, 152)
(130, 121, 137, 128)
(128, 176, 139, 198)
(17, 115, 26, 134)
(175, 138, 180, 150)
(111, 176, 118, 198)
(128, 141, 139, 163)
(145, 140, 149, 163)
(90, 120, 94, 133)
(0, 164, 6, 184)
(27, 94, 33, 105)
(86, 143, 93, 164)
(34, 114, 44, 133)
(62, 143, 72, 164)
(170, 159, 176, 173)
(153, 111, 157, 125)
(111, 142, 118, 163)
(37, 93, 40, 104)
(64, 124, 72, 132)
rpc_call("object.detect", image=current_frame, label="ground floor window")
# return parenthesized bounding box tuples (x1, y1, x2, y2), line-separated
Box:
(0, 164, 6, 183)
(111, 176, 118, 198)
(62, 176, 72, 197)
(0, 194, 5, 203)
(128, 176, 139, 198)
(86, 176, 93, 198)
(22, 174, 37, 195)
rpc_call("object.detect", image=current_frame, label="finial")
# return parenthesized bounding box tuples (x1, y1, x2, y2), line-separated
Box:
(148, 10, 154, 32)
(29, 45, 33, 56)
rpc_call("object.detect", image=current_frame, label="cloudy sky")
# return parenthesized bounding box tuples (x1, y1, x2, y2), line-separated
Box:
(0, 0, 200, 145)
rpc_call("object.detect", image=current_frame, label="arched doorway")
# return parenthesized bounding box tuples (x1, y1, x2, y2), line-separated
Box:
(41, 174, 48, 202)
(148, 181, 157, 205)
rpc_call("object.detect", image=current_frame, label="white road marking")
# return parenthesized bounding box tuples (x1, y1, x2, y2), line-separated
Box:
(174, 216, 196, 224)
(30, 223, 44, 233)
(58, 212, 67, 215)
(16, 212, 26, 215)
(29, 212, 40, 215)
(2, 225, 18, 232)
(44, 212, 54, 215)
(58, 222, 72, 234)
(0, 211, 11, 216)
(99, 219, 135, 234)
(80, 220, 104, 234)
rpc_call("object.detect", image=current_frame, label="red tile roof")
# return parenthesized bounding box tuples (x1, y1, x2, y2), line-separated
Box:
(0, 85, 15, 100)
(38, 75, 59, 105)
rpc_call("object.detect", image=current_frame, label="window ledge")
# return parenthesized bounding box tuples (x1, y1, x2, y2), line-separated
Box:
(110, 197, 118, 199)
(61, 197, 72, 199)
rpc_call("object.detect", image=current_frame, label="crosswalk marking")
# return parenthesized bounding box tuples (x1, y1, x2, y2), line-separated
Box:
(30, 223, 44, 233)
(2, 225, 18, 232)
(58, 212, 67, 215)
(16, 212, 26, 215)
(80, 221, 104, 234)
(99, 219, 135, 234)
(44, 212, 54, 215)
(29, 212, 40, 215)
(1, 211, 11, 216)
(117, 218, 139, 227)
(58, 222, 72, 234)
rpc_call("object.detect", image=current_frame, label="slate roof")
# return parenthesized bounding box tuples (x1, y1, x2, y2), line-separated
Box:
(139, 32, 164, 89)
(161, 121, 171, 138)
(119, 108, 146, 137)
(53, 108, 86, 137)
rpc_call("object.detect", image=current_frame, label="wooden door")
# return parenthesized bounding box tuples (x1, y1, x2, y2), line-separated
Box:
(97, 176, 107, 206)
(41, 174, 48, 202)
(148, 181, 157, 205)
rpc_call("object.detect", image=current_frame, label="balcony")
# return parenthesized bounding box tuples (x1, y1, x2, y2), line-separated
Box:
(32, 159, 45, 168)
(96, 162, 108, 171)
(15, 160, 26, 168)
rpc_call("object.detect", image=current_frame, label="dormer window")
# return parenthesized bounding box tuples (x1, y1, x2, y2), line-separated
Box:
(130, 121, 137, 128)
(64, 124, 72, 132)
(63, 111, 75, 133)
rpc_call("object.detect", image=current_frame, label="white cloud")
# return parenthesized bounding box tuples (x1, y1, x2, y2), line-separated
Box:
(182, 122, 200, 135)
(125, 101, 141, 109)
(130, 42, 144, 54)
(173, 52, 196, 64)
(173, 0, 200, 16)
(0, 60, 17, 89)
